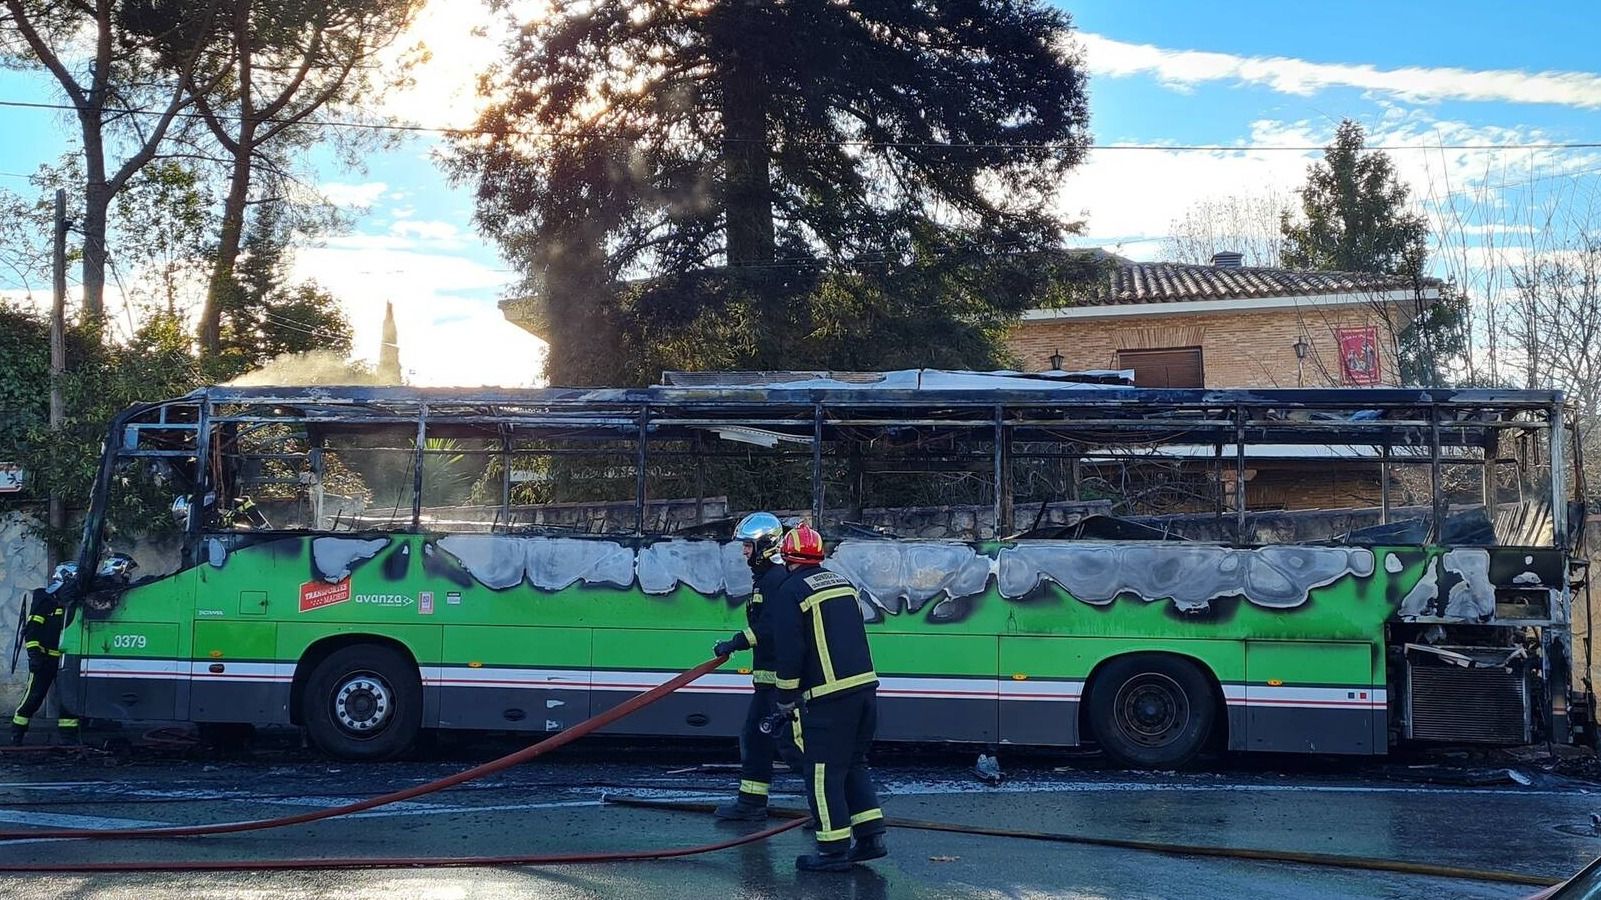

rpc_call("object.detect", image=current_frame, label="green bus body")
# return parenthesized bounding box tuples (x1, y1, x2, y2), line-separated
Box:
(62, 532, 1472, 755)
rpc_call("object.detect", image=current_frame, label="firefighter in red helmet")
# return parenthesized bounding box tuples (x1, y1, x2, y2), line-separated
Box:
(766, 523, 887, 872)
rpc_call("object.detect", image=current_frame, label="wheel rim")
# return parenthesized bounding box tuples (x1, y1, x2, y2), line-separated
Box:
(332, 670, 394, 739)
(1112, 673, 1191, 748)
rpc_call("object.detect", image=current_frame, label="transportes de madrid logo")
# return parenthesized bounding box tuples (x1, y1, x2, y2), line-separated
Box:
(298, 580, 413, 612)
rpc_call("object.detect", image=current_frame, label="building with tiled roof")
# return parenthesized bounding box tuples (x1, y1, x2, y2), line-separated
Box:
(1011, 252, 1441, 389)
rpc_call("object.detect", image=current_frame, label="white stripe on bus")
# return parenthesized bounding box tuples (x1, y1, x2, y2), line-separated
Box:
(78, 659, 1388, 710)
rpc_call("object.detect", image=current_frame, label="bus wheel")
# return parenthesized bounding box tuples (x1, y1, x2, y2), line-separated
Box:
(302, 645, 422, 761)
(1087, 655, 1216, 769)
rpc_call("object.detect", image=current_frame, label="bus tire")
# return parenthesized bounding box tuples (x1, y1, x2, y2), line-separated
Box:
(1087, 655, 1216, 769)
(302, 645, 422, 761)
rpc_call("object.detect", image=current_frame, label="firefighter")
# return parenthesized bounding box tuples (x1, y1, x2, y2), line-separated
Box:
(711, 512, 801, 820)
(767, 523, 887, 872)
(11, 562, 80, 745)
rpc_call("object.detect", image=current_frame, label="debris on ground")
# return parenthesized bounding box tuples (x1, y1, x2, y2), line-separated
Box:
(664, 763, 741, 775)
(1400, 765, 1515, 786)
(929, 855, 960, 862)
(974, 753, 1004, 784)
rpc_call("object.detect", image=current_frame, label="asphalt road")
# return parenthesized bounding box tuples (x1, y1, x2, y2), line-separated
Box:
(0, 736, 1598, 899)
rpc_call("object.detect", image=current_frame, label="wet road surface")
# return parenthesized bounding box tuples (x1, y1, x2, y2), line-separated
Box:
(1, 738, 1597, 899)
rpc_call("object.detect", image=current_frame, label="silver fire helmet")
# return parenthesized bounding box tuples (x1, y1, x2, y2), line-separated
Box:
(97, 553, 138, 582)
(47, 562, 79, 593)
(733, 512, 783, 544)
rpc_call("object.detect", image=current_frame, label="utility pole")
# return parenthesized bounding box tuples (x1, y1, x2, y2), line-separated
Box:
(48, 188, 67, 568)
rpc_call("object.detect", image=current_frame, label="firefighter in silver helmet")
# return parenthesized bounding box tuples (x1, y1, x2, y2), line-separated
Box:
(710, 512, 800, 819)
(11, 562, 82, 745)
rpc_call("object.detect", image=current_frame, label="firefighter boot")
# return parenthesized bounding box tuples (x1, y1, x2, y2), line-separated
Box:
(714, 794, 768, 821)
(9, 724, 24, 746)
(848, 833, 888, 863)
(795, 849, 853, 873)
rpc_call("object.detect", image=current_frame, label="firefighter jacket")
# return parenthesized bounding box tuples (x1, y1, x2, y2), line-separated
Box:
(726, 563, 790, 686)
(22, 588, 68, 657)
(768, 565, 878, 704)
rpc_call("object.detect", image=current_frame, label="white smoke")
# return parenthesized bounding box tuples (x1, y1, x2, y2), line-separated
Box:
(225, 351, 392, 387)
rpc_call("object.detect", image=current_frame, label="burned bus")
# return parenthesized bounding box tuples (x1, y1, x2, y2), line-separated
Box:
(58, 371, 1586, 766)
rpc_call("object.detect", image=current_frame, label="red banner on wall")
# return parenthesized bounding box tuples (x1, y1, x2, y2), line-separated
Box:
(1336, 326, 1381, 385)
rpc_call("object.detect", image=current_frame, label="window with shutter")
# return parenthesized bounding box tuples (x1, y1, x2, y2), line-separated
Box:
(1116, 347, 1204, 388)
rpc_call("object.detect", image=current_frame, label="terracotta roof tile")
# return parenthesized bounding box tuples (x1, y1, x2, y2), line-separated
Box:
(1090, 262, 1436, 306)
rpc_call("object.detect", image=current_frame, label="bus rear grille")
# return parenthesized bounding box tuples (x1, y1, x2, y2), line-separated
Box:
(1405, 665, 1531, 744)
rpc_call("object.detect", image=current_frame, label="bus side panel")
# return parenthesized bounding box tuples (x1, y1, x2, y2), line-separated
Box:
(1001, 637, 1245, 747)
(870, 634, 997, 743)
(998, 636, 1079, 745)
(435, 626, 592, 733)
(190, 620, 285, 724)
(1243, 641, 1381, 754)
(590, 628, 745, 737)
(75, 571, 192, 723)
(79, 618, 184, 722)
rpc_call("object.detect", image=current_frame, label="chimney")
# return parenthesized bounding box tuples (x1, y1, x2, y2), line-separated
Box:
(1211, 251, 1244, 268)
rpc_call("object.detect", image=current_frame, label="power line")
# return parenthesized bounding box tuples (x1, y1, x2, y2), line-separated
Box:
(260, 309, 344, 341)
(0, 98, 1597, 153)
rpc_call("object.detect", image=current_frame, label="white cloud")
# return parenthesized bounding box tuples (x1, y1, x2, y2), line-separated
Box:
(1077, 33, 1601, 108)
(1058, 131, 1315, 244)
(320, 181, 389, 208)
(292, 235, 544, 387)
(1062, 111, 1601, 248)
(389, 219, 464, 244)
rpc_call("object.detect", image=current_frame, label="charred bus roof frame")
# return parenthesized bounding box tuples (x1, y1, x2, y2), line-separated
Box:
(77, 381, 1574, 574)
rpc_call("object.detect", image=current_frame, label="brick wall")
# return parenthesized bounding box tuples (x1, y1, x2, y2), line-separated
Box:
(1009, 303, 1408, 389)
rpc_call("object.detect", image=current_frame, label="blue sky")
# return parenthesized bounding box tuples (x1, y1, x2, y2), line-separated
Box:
(2, 1, 1599, 385)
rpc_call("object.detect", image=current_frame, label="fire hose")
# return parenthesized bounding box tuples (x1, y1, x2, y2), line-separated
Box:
(0, 656, 729, 844)
(0, 657, 1570, 887)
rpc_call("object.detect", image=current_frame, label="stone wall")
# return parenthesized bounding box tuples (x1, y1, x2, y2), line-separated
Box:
(0, 513, 183, 707)
(346, 497, 735, 535)
(842, 500, 1114, 540)
(0, 512, 48, 707)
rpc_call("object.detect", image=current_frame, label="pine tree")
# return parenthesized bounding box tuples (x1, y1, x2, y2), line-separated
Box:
(208, 201, 353, 379)
(450, 1, 1093, 384)
(1282, 121, 1429, 275)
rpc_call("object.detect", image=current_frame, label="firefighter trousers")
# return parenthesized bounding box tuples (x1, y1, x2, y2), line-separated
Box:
(798, 687, 884, 852)
(736, 684, 802, 801)
(12, 649, 75, 732)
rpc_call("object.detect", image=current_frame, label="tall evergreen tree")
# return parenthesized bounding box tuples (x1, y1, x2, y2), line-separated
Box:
(1281, 120, 1461, 385)
(207, 200, 353, 379)
(1282, 120, 1428, 274)
(451, 0, 1092, 384)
